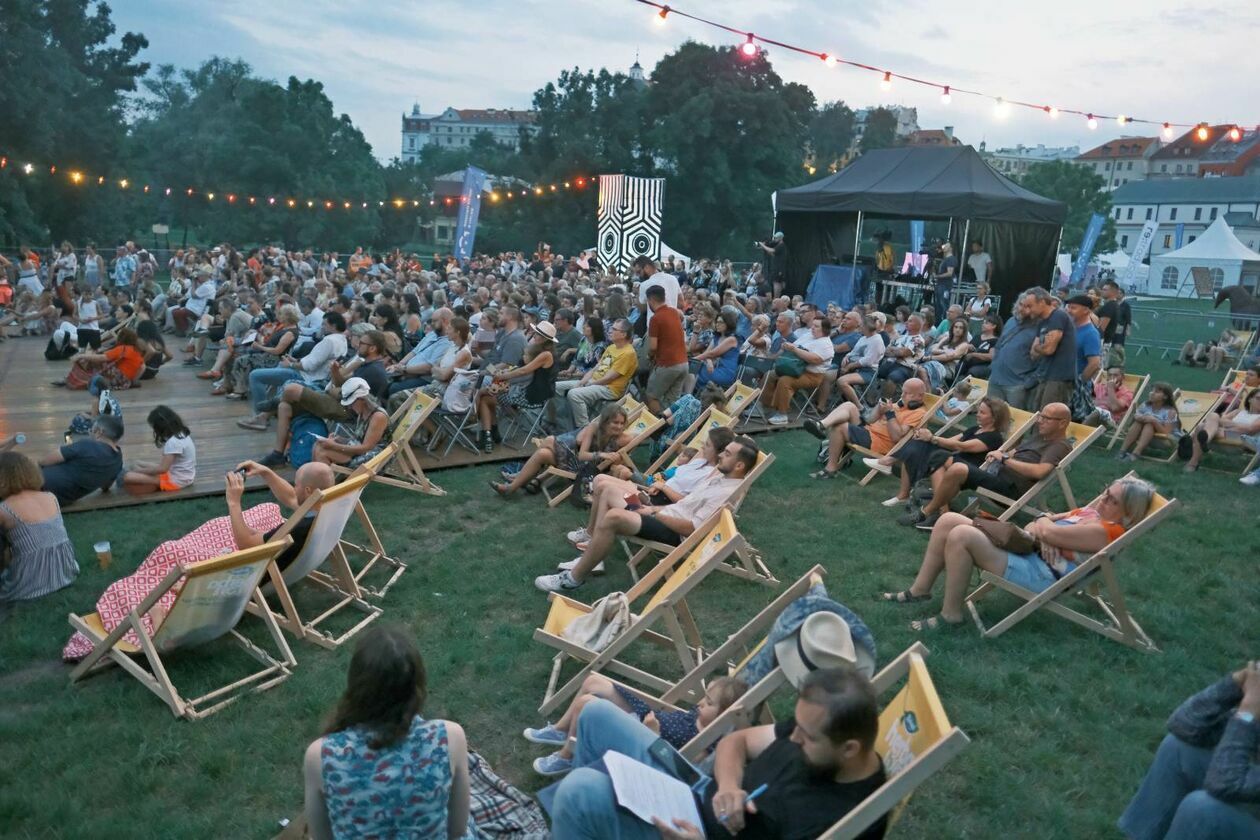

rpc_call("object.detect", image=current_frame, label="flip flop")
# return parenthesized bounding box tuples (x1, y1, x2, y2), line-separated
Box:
(880, 590, 931, 605)
(910, 616, 965, 633)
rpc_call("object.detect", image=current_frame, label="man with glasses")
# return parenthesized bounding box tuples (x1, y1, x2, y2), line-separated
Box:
(899, 402, 1074, 530)
(563, 318, 638, 429)
(384, 307, 454, 400)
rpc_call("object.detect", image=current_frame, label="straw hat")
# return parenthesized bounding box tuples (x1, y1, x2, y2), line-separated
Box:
(530, 320, 557, 342)
(774, 612, 875, 688)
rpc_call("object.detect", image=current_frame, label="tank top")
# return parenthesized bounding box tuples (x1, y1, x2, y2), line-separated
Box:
(524, 355, 558, 405)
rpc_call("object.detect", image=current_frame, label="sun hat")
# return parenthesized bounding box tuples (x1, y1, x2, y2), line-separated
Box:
(531, 320, 557, 341)
(774, 611, 875, 688)
(339, 377, 371, 406)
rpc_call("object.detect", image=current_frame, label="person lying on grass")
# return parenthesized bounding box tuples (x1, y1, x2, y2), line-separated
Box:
(523, 673, 747, 777)
(880, 475, 1154, 632)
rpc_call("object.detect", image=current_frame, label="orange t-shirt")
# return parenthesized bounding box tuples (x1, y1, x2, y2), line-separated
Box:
(648, 305, 687, 367)
(866, 404, 927, 454)
(106, 344, 145, 381)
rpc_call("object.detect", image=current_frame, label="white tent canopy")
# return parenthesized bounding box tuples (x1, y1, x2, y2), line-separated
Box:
(1147, 217, 1260, 297)
(582, 242, 691, 268)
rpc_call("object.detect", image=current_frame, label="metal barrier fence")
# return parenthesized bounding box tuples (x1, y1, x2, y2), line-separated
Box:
(1127, 304, 1260, 361)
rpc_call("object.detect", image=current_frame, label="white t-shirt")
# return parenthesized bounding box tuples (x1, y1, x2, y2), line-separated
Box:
(186, 280, 215, 317)
(664, 460, 715, 496)
(795, 334, 837, 373)
(967, 252, 992, 285)
(638, 272, 680, 326)
(163, 434, 197, 487)
(78, 299, 100, 330)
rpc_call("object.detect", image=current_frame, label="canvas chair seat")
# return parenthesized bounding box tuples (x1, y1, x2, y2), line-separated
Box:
(68, 538, 297, 720)
(724, 380, 762, 427)
(1138, 389, 1224, 463)
(976, 415, 1103, 521)
(534, 507, 749, 716)
(333, 389, 445, 497)
(540, 408, 665, 508)
(965, 472, 1179, 652)
(1104, 373, 1151, 450)
(643, 406, 739, 478)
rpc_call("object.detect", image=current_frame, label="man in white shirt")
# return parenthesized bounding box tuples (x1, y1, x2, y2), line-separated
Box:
(633, 255, 679, 328)
(967, 239, 993, 287)
(172, 267, 216, 336)
(239, 312, 349, 429)
(760, 314, 835, 426)
(534, 437, 760, 593)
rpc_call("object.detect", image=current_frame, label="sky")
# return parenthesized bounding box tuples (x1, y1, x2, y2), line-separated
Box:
(112, 0, 1259, 161)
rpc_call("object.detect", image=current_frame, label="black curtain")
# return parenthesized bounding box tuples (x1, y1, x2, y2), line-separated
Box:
(777, 211, 859, 296)
(965, 221, 1061, 316)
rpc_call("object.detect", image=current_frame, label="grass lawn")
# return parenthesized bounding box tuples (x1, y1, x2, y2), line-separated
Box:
(1, 297, 1257, 838)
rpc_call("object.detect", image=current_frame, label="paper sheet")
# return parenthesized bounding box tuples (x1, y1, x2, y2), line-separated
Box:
(604, 750, 705, 835)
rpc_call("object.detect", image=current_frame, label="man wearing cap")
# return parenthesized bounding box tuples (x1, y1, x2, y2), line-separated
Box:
(38, 415, 124, 506)
(1066, 294, 1102, 421)
(757, 231, 787, 297)
(549, 660, 888, 839)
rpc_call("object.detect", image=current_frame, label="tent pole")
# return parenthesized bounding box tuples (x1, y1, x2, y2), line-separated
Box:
(958, 219, 970, 311)
(1051, 225, 1064, 288)
(852, 211, 863, 304)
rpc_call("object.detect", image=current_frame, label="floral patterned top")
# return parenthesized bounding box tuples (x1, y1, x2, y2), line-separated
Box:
(321, 716, 476, 839)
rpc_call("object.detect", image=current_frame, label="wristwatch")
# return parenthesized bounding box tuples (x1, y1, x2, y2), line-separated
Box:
(1237, 710, 1257, 725)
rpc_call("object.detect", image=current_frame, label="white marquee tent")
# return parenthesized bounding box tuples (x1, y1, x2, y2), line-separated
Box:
(1147, 218, 1260, 297)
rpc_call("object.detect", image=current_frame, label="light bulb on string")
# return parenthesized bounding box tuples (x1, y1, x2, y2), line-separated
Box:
(740, 33, 758, 57)
(940, 86, 951, 105)
(1086, 114, 1098, 130)
(70, 171, 83, 184)
(22, 163, 34, 175)
(1163, 122, 1174, 140)
(994, 97, 1009, 119)
(1046, 106, 1059, 119)
(880, 71, 892, 91)
(1116, 114, 1128, 127)
(1196, 124, 1209, 141)
(656, 5, 669, 25)
(1229, 126, 1242, 141)
(821, 53, 837, 68)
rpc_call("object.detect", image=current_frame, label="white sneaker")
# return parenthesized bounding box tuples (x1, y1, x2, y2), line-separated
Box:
(863, 457, 893, 476)
(768, 413, 789, 426)
(1241, 469, 1260, 486)
(535, 570, 583, 593)
(557, 557, 605, 575)
(881, 496, 908, 507)
(566, 527, 591, 546)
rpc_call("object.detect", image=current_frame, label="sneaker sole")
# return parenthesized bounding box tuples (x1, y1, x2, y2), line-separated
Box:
(522, 730, 568, 746)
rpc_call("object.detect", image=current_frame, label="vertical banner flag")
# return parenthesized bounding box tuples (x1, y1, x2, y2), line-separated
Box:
(453, 166, 487, 262)
(1174, 223, 1185, 250)
(597, 174, 665, 274)
(1070, 212, 1106, 285)
(1121, 219, 1159, 288)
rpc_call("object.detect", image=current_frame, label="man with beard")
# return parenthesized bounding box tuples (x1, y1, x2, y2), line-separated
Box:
(549, 667, 888, 839)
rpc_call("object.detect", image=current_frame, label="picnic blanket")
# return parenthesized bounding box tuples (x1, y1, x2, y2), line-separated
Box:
(63, 503, 285, 661)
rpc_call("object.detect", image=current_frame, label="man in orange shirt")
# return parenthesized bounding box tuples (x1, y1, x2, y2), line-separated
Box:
(804, 378, 928, 477)
(643, 285, 688, 414)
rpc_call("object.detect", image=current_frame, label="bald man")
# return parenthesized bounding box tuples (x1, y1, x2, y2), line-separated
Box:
(225, 459, 335, 571)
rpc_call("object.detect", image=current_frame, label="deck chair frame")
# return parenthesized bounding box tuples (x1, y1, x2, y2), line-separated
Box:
(540, 408, 665, 508)
(966, 473, 1179, 652)
(333, 389, 445, 496)
(1103, 373, 1152, 450)
(977, 416, 1104, 521)
(642, 406, 739, 478)
(535, 508, 748, 716)
(724, 380, 763, 428)
(1139, 389, 1224, 464)
(68, 538, 297, 720)
(331, 445, 410, 598)
(850, 393, 944, 487)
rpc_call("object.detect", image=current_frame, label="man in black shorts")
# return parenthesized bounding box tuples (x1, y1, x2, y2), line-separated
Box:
(899, 402, 1073, 530)
(534, 437, 760, 593)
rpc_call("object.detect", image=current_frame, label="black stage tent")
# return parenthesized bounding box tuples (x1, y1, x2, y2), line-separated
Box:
(774, 146, 1067, 311)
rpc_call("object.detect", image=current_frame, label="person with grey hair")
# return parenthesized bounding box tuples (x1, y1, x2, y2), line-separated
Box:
(1026, 285, 1077, 410)
(883, 475, 1154, 632)
(37, 414, 124, 506)
(756, 230, 787, 297)
(986, 292, 1041, 410)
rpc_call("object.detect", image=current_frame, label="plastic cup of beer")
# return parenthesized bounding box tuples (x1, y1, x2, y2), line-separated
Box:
(94, 540, 113, 569)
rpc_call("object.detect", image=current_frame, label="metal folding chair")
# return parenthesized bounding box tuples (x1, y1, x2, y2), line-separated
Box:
(426, 404, 479, 457)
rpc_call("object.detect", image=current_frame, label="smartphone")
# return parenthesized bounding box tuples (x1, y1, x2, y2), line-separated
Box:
(233, 467, 248, 476)
(648, 738, 705, 789)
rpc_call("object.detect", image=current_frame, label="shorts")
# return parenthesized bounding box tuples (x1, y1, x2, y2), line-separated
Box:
(293, 388, 353, 421)
(960, 462, 1022, 498)
(1003, 552, 1065, 593)
(847, 423, 872, 449)
(158, 472, 185, 492)
(635, 514, 683, 546)
(646, 363, 688, 405)
(844, 368, 876, 385)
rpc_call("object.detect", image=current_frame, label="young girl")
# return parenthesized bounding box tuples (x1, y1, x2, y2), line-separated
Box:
(524, 674, 747, 776)
(122, 406, 196, 493)
(1115, 382, 1180, 461)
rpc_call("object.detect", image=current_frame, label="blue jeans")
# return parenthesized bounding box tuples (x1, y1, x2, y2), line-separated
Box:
(388, 376, 429, 397)
(1119, 734, 1260, 839)
(551, 699, 674, 840)
(248, 367, 301, 412)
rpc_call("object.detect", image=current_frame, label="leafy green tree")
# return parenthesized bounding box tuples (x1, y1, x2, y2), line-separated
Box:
(859, 107, 899, 152)
(1017, 160, 1117, 254)
(809, 101, 856, 170)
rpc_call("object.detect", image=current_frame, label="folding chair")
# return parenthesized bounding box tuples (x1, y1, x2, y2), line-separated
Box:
(618, 392, 645, 423)
(329, 447, 410, 599)
(68, 538, 297, 720)
(1216, 368, 1250, 412)
(641, 406, 738, 479)
(1139, 389, 1224, 464)
(965, 473, 1179, 652)
(334, 388, 444, 496)
(539, 408, 664, 508)
(977, 416, 1104, 521)
(251, 472, 382, 649)
(503, 400, 549, 450)
(819, 645, 970, 839)
(927, 376, 987, 433)
(534, 507, 749, 716)
(849, 394, 942, 487)
(623, 452, 778, 586)
(1104, 373, 1151, 450)
(427, 401, 480, 458)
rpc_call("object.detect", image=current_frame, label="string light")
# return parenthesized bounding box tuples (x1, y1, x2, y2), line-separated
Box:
(880, 71, 892, 91)
(940, 86, 951, 105)
(820, 53, 837, 68)
(165, 188, 172, 196)
(207, 192, 215, 201)
(1229, 126, 1242, 141)
(22, 163, 34, 175)
(287, 199, 296, 207)
(1046, 106, 1060, 119)
(70, 171, 83, 184)
(656, 5, 669, 24)
(994, 97, 1009, 118)
(119, 179, 129, 189)
(1116, 114, 1129, 127)
(1197, 124, 1210, 141)
(1086, 114, 1098, 130)
(1163, 122, 1174, 139)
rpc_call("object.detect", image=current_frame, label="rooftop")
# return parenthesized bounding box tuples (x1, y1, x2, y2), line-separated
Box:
(1151, 125, 1232, 160)
(1076, 137, 1161, 160)
(1111, 175, 1260, 205)
(904, 128, 961, 147)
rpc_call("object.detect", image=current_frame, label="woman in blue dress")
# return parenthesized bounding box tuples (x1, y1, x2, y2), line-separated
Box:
(692, 308, 740, 391)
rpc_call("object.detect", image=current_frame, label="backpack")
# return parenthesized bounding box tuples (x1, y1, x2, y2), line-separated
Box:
(288, 414, 329, 468)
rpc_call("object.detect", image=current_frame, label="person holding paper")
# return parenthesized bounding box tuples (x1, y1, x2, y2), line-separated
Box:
(550, 667, 888, 839)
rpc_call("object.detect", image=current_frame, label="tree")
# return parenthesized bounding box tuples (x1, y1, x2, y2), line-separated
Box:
(1017, 160, 1117, 254)
(859, 107, 898, 152)
(809, 101, 856, 170)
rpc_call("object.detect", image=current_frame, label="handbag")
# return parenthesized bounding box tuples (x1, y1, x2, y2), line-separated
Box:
(775, 353, 807, 378)
(971, 517, 1038, 555)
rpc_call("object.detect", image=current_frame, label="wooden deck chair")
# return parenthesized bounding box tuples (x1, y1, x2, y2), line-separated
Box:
(819, 644, 970, 839)
(965, 472, 1179, 652)
(540, 408, 664, 508)
(1217, 368, 1250, 412)
(851, 393, 942, 487)
(725, 380, 762, 425)
(977, 416, 1104, 521)
(926, 376, 987, 434)
(67, 538, 297, 720)
(618, 392, 645, 423)
(534, 507, 748, 716)
(333, 388, 444, 496)
(328, 446, 408, 599)
(1139, 389, 1224, 464)
(1104, 373, 1151, 450)
(642, 406, 738, 478)
(1224, 329, 1256, 367)
(251, 472, 382, 649)
(623, 451, 778, 587)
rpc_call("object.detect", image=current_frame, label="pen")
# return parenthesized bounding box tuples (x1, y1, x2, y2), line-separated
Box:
(718, 784, 769, 823)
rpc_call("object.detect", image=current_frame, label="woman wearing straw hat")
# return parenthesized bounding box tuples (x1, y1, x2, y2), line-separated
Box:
(473, 320, 557, 453)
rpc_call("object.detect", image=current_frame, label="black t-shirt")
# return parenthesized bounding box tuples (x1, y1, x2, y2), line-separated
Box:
(768, 241, 786, 276)
(1097, 299, 1131, 345)
(354, 358, 391, 400)
(40, 439, 123, 504)
(937, 255, 958, 285)
(700, 719, 888, 839)
(264, 512, 315, 573)
(958, 427, 1005, 466)
(1036, 308, 1077, 383)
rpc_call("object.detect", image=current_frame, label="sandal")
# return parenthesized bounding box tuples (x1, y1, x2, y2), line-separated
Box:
(880, 590, 931, 605)
(910, 615, 965, 633)
(809, 468, 838, 479)
(524, 478, 542, 495)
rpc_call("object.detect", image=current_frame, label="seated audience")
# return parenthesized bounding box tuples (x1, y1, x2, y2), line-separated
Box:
(917, 318, 971, 392)
(803, 378, 929, 479)
(0, 452, 78, 603)
(882, 475, 1154, 631)
(38, 414, 124, 506)
(240, 311, 348, 427)
(59, 327, 145, 393)
(687, 308, 740, 394)
(758, 315, 835, 426)
(1115, 383, 1180, 462)
(872, 313, 927, 398)
(1118, 661, 1260, 840)
(220, 303, 301, 398)
(534, 435, 759, 592)
(303, 625, 474, 840)
(1084, 366, 1136, 428)
(1186, 388, 1260, 473)
(955, 313, 1002, 382)
(1176, 329, 1244, 371)
(491, 403, 632, 497)
(385, 307, 454, 396)
(815, 310, 866, 409)
(121, 405, 197, 493)
(833, 313, 886, 407)
(474, 321, 557, 452)
(560, 318, 637, 429)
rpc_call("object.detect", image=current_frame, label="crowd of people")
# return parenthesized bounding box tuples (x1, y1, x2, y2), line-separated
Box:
(2, 237, 1258, 839)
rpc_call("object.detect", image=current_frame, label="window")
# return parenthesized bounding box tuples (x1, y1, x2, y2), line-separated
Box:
(1194, 207, 1202, 221)
(1105, 161, 1113, 170)
(1127, 161, 1134, 171)
(1170, 208, 1178, 220)
(1162, 235, 1172, 248)
(1146, 208, 1153, 220)
(1210, 207, 1218, 220)
(1161, 164, 1168, 172)
(1121, 235, 1129, 248)
(1189, 235, 1196, 243)
(1209, 267, 1225, 291)
(1114, 207, 1122, 219)
(1161, 266, 1179, 289)
(1127, 208, 1134, 219)
(1175, 164, 1183, 173)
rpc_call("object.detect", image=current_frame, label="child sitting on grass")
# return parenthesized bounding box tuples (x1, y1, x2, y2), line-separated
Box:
(523, 674, 747, 777)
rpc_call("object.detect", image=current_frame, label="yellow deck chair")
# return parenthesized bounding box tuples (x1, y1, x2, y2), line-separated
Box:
(926, 376, 986, 433)
(966, 472, 1179, 652)
(618, 392, 645, 423)
(534, 507, 748, 716)
(1218, 368, 1249, 412)
(1104, 373, 1151, 450)
(540, 408, 665, 508)
(819, 645, 970, 839)
(725, 380, 762, 426)
(1196, 375, 1260, 475)
(333, 388, 444, 496)
(68, 538, 296, 720)
(977, 415, 1104, 521)
(251, 472, 382, 649)
(1140, 389, 1224, 464)
(642, 406, 738, 478)
(624, 451, 778, 586)
(850, 393, 942, 486)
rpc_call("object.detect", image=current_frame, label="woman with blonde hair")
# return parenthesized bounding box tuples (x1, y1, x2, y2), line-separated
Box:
(221, 304, 301, 398)
(0, 452, 78, 602)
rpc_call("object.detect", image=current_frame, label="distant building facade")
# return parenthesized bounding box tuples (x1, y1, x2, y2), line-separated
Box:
(905, 127, 962, 147)
(401, 104, 538, 162)
(1108, 176, 1260, 256)
(1074, 137, 1162, 191)
(980, 143, 1080, 178)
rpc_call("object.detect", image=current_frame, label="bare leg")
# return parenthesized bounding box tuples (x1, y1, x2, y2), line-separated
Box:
(273, 401, 294, 453)
(572, 508, 641, 581)
(921, 461, 969, 515)
(897, 464, 911, 500)
(554, 674, 631, 731)
(1131, 423, 1157, 456)
(939, 523, 1010, 622)
(504, 447, 556, 492)
(825, 424, 852, 471)
(121, 471, 161, 494)
(1188, 414, 1222, 468)
(907, 512, 971, 596)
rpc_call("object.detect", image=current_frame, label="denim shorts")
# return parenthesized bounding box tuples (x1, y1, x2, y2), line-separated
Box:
(1003, 552, 1060, 593)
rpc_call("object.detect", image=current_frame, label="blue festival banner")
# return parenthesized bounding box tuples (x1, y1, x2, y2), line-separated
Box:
(1071, 212, 1105, 285)
(1174, 223, 1185, 250)
(453, 166, 488, 262)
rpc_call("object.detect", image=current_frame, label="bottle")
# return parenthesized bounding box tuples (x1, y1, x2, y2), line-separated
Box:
(662, 466, 678, 481)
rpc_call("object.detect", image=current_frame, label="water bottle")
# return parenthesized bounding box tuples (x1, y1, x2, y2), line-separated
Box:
(662, 466, 678, 481)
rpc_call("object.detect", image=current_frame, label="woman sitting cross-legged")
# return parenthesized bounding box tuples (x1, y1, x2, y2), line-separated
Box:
(311, 377, 389, 469)
(880, 475, 1155, 631)
(864, 396, 1010, 510)
(0, 452, 79, 604)
(303, 624, 475, 840)
(490, 402, 631, 497)
(59, 327, 145, 393)
(523, 673, 746, 777)
(1115, 382, 1180, 461)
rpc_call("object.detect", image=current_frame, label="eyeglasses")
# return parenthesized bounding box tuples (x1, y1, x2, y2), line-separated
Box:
(1040, 414, 1071, 422)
